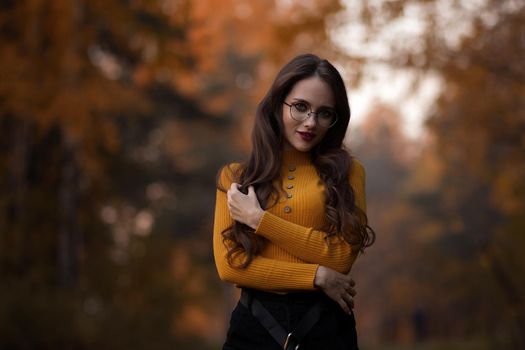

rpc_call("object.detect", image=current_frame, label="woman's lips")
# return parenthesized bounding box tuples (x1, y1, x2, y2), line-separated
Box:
(297, 131, 315, 142)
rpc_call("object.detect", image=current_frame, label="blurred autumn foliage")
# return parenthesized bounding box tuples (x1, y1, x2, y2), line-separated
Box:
(0, 0, 344, 349)
(348, 1, 525, 349)
(0, 0, 524, 349)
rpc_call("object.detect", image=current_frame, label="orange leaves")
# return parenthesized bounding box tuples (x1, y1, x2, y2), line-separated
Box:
(163, 0, 345, 118)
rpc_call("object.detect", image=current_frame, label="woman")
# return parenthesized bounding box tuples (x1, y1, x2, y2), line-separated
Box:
(213, 53, 375, 350)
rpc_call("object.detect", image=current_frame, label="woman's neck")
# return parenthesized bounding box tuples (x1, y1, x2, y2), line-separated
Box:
(282, 146, 311, 166)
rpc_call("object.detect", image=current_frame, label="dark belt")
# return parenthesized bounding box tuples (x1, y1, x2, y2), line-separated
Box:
(240, 288, 324, 350)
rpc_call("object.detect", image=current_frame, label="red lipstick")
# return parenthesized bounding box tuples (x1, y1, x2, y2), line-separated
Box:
(297, 131, 315, 142)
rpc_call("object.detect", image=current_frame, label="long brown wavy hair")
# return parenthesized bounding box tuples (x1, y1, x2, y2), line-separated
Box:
(217, 53, 375, 268)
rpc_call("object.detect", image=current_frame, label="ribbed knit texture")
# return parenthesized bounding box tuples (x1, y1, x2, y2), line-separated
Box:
(213, 147, 366, 292)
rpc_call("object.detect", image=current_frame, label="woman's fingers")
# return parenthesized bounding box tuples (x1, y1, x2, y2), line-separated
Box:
(338, 278, 356, 312)
(342, 292, 354, 310)
(337, 297, 350, 315)
(229, 182, 240, 195)
(334, 291, 354, 314)
(227, 183, 242, 210)
(314, 266, 357, 314)
(345, 282, 356, 297)
(227, 184, 239, 220)
(226, 183, 262, 229)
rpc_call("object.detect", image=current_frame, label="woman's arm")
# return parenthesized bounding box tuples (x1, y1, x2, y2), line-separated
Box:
(213, 166, 319, 291)
(254, 160, 366, 273)
(215, 164, 360, 311)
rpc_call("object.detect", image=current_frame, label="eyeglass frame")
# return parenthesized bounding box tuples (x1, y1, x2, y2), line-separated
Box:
(283, 101, 338, 128)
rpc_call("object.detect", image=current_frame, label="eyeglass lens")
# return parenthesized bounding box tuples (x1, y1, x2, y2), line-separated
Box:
(290, 103, 336, 127)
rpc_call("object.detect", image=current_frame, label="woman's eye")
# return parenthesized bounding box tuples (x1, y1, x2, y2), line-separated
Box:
(293, 103, 308, 112)
(318, 110, 334, 119)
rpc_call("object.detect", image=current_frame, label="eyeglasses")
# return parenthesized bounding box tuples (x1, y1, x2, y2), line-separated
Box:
(283, 101, 338, 128)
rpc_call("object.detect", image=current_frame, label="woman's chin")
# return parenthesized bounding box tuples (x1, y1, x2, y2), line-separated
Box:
(291, 144, 313, 153)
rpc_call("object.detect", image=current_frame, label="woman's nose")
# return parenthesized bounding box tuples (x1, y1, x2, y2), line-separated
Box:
(303, 112, 318, 128)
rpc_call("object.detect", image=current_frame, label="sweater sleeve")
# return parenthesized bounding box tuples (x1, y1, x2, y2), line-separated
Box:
(213, 164, 319, 291)
(254, 159, 367, 274)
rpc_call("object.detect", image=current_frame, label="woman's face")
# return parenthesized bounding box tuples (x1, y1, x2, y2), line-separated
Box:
(282, 76, 334, 152)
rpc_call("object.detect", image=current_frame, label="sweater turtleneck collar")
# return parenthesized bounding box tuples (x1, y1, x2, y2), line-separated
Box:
(282, 147, 312, 166)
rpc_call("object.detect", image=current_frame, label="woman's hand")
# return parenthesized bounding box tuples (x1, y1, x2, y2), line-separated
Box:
(314, 266, 356, 314)
(227, 183, 264, 230)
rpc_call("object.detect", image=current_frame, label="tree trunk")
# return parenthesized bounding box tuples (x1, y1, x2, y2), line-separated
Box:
(7, 117, 30, 275)
(56, 0, 85, 289)
(488, 252, 525, 349)
(57, 131, 80, 288)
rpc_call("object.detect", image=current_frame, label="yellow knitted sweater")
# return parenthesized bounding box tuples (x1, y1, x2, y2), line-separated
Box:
(213, 148, 366, 293)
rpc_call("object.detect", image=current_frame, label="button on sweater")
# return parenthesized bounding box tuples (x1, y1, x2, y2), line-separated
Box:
(213, 148, 366, 293)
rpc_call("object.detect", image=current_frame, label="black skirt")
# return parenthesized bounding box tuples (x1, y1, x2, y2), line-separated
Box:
(223, 288, 359, 350)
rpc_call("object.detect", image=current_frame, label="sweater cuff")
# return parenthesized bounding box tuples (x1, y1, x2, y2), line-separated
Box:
(254, 210, 268, 233)
(286, 263, 318, 290)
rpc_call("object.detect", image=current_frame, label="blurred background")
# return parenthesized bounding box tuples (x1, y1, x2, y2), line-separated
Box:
(1, 0, 524, 349)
